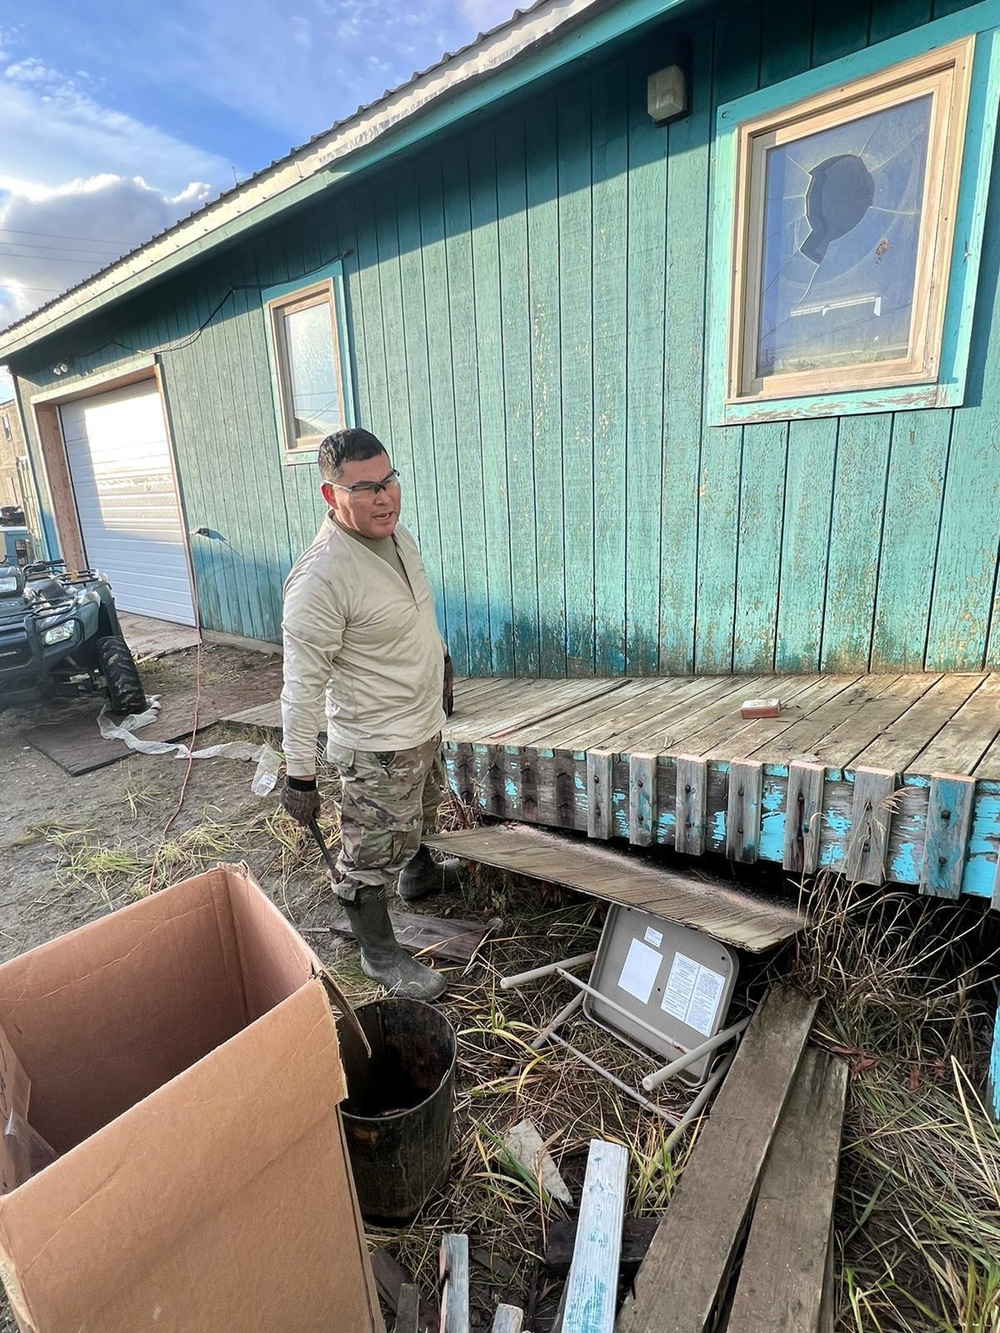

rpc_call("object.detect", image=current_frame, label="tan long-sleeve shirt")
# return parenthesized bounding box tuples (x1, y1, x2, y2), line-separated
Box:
(280, 516, 445, 775)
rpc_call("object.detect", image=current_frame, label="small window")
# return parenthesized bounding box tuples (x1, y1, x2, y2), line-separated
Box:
(1, 415, 10, 442)
(707, 13, 1000, 424)
(262, 262, 354, 458)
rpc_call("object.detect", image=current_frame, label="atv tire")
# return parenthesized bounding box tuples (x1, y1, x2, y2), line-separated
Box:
(97, 636, 147, 715)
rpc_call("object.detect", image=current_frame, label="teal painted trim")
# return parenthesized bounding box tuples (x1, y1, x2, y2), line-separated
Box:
(260, 259, 355, 465)
(991, 1001, 1000, 1121)
(705, 4, 1000, 427)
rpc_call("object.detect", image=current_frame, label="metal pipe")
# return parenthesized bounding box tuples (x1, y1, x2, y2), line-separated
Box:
(546, 1033, 681, 1125)
(640, 1016, 751, 1093)
(553, 967, 689, 1054)
(499, 951, 596, 990)
(663, 1052, 736, 1154)
(530, 991, 585, 1050)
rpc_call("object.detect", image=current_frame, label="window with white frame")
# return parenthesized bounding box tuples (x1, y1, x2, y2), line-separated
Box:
(263, 261, 354, 457)
(707, 8, 1000, 424)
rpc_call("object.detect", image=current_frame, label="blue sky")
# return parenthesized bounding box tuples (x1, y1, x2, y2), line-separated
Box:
(0, 0, 515, 395)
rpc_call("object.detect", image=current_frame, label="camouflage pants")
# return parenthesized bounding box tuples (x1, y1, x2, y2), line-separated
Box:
(328, 734, 446, 902)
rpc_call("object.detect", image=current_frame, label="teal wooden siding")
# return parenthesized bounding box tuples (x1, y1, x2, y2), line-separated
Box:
(10, 0, 1000, 675)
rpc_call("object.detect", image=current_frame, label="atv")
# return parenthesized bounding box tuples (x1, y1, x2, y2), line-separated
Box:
(0, 560, 147, 715)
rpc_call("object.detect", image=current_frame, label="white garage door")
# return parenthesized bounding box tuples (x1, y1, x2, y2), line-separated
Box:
(60, 381, 196, 626)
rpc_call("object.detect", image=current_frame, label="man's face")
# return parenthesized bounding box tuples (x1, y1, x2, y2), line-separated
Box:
(321, 451, 401, 539)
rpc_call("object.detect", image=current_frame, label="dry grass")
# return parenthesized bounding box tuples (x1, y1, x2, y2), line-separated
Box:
(28, 781, 1000, 1332)
(778, 871, 1000, 1333)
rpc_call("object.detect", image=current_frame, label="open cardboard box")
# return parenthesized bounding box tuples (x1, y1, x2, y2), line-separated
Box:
(0, 864, 385, 1333)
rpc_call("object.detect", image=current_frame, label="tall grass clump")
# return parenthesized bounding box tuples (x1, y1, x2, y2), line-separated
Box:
(779, 870, 1000, 1332)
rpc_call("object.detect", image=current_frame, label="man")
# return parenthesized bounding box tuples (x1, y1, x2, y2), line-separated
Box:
(279, 427, 458, 1001)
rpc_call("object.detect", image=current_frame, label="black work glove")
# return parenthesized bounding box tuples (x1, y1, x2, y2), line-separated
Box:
(443, 650, 454, 718)
(281, 776, 321, 826)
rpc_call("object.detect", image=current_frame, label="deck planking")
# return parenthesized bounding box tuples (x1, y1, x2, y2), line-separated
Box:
(440, 672, 1000, 902)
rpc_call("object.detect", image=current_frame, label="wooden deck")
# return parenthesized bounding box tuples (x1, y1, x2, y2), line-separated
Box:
(439, 672, 1000, 905)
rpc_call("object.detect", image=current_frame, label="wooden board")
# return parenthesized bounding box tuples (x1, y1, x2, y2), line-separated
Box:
(607, 676, 767, 754)
(919, 773, 976, 899)
(850, 673, 986, 773)
(715, 675, 860, 762)
(749, 677, 900, 765)
(371, 1250, 440, 1333)
(492, 679, 662, 750)
(725, 1046, 849, 1333)
(615, 988, 820, 1333)
(844, 767, 897, 885)
(726, 760, 764, 864)
(810, 673, 941, 769)
(912, 675, 1000, 775)
(532, 677, 713, 752)
(423, 825, 805, 952)
(562, 1140, 628, 1333)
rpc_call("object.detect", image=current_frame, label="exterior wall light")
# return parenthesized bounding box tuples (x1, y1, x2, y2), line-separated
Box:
(647, 65, 688, 125)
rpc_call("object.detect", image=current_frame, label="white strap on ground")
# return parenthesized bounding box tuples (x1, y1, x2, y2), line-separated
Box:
(97, 696, 282, 795)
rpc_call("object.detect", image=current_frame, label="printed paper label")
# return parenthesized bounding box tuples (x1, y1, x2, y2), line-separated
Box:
(661, 953, 727, 1036)
(644, 926, 664, 948)
(617, 938, 662, 1005)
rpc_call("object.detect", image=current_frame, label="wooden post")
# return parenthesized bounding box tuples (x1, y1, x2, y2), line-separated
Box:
(561, 1139, 628, 1333)
(586, 749, 614, 840)
(845, 767, 896, 886)
(628, 753, 656, 846)
(674, 756, 707, 855)
(725, 760, 763, 863)
(920, 774, 975, 899)
(782, 762, 826, 875)
(440, 1234, 470, 1333)
(491, 1306, 524, 1332)
(394, 1285, 420, 1333)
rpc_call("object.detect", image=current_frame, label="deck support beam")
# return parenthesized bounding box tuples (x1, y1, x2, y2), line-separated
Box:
(783, 762, 826, 876)
(725, 760, 763, 864)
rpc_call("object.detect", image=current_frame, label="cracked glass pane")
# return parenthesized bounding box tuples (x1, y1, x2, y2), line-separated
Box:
(756, 93, 932, 378)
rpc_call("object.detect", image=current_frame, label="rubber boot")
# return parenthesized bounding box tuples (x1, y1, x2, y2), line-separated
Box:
(342, 888, 447, 1001)
(397, 845, 462, 903)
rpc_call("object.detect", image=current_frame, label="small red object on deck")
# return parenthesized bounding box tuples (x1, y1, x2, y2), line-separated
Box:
(740, 698, 781, 719)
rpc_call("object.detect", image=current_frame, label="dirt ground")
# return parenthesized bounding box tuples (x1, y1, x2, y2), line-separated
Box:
(0, 643, 355, 1332)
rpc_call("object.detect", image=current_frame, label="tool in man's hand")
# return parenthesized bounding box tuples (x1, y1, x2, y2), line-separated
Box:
(308, 819, 340, 877)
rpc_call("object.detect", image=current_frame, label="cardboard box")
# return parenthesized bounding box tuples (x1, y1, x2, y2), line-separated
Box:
(0, 864, 385, 1333)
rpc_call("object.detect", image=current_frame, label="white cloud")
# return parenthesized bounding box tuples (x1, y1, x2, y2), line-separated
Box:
(0, 30, 236, 333)
(0, 175, 215, 331)
(0, 74, 232, 199)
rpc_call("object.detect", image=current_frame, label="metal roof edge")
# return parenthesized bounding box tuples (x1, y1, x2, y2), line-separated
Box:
(0, 0, 691, 361)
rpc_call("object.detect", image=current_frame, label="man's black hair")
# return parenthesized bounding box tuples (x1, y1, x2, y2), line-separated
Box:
(318, 428, 389, 480)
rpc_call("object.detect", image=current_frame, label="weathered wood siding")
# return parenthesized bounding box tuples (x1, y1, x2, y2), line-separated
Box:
(12, 0, 999, 674)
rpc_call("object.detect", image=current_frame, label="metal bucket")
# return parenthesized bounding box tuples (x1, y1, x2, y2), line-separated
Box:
(336, 997, 457, 1223)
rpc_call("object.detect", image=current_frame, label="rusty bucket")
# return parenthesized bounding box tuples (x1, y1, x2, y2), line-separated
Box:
(336, 997, 457, 1223)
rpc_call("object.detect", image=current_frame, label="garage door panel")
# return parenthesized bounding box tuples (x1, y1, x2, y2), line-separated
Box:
(60, 383, 196, 627)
